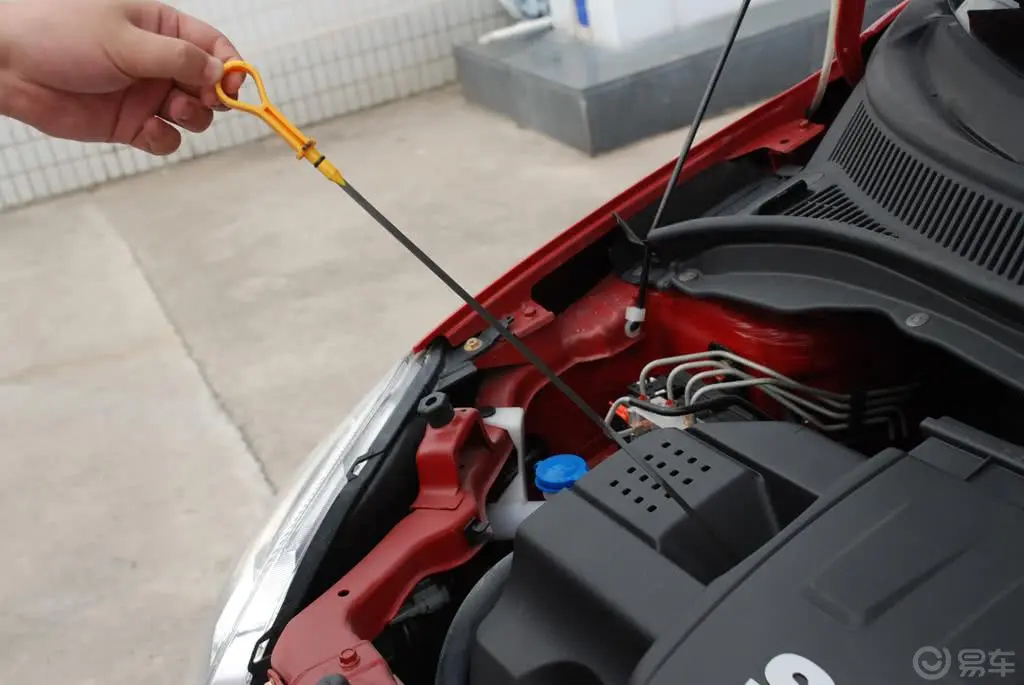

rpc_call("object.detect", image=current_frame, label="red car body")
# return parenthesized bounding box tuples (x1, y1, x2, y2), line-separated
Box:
(265, 2, 910, 685)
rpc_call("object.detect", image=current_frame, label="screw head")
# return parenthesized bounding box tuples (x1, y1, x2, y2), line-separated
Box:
(678, 269, 700, 283)
(523, 304, 536, 318)
(339, 649, 360, 669)
(905, 312, 930, 328)
(463, 337, 483, 353)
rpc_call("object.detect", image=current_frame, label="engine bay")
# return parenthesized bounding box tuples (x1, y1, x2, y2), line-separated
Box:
(258, 2, 1024, 684)
(476, 419, 1024, 685)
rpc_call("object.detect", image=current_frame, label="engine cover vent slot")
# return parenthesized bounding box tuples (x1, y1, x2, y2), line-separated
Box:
(573, 428, 779, 583)
(782, 185, 897, 238)
(830, 103, 1024, 284)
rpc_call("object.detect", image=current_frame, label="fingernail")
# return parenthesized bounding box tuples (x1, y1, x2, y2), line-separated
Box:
(179, 103, 196, 123)
(204, 57, 224, 85)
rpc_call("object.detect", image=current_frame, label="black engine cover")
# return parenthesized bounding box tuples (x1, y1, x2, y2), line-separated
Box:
(472, 421, 1024, 685)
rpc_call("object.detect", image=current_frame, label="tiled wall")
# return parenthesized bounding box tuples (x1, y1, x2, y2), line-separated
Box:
(0, 0, 509, 212)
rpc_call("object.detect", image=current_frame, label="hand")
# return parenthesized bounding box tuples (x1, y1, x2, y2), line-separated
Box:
(0, 0, 245, 155)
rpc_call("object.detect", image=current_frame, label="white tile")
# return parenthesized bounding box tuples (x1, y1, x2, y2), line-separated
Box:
(440, 57, 456, 81)
(401, 41, 418, 69)
(380, 76, 398, 102)
(308, 96, 325, 122)
(58, 163, 77, 190)
(294, 100, 311, 126)
(12, 175, 34, 203)
(326, 62, 344, 89)
(368, 80, 384, 105)
(388, 44, 404, 70)
(11, 124, 31, 144)
(299, 69, 316, 94)
(313, 67, 329, 91)
(277, 77, 295, 104)
(0, 180, 18, 206)
(72, 160, 93, 186)
(43, 167, 65, 195)
(394, 68, 414, 98)
(396, 12, 414, 40)
(20, 142, 41, 172)
(117, 149, 137, 175)
(3, 147, 24, 175)
(50, 138, 71, 162)
(27, 170, 49, 197)
(355, 83, 373, 109)
(69, 140, 87, 160)
(102, 154, 123, 179)
(351, 54, 369, 82)
(36, 140, 57, 166)
(370, 22, 388, 50)
(88, 156, 109, 183)
(297, 41, 313, 68)
(328, 89, 347, 114)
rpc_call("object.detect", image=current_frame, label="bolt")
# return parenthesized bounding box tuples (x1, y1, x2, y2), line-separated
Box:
(463, 337, 483, 353)
(339, 649, 360, 669)
(418, 391, 455, 428)
(905, 312, 930, 328)
(678, 269, 700, 283)
(464, 518, 492, 546)
(523, 304, 536, 318)
(799, 120, 811, 129)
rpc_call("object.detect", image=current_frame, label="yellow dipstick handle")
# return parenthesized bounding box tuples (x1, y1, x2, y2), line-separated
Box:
(215, 60, 346, 186)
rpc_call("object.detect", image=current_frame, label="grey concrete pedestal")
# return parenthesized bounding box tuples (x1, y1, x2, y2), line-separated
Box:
(455, 0, 899, 155)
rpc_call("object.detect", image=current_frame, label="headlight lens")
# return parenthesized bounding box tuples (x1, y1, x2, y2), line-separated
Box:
(200, 354, 424, 685)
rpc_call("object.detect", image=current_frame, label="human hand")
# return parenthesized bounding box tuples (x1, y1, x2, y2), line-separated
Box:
(0, 0, 244, 155)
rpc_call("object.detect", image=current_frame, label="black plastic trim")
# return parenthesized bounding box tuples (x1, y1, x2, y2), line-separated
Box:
(648, 215, 1024, 393)
(632, 448, 906, 683)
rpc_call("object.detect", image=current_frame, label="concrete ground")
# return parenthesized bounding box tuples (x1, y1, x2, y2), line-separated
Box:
(0, 87, 746, 685)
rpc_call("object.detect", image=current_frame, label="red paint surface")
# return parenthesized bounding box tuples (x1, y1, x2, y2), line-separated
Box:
(271, 410, 512, 685)
(478, 277, 901, 461)
(272, 6, 911, 684)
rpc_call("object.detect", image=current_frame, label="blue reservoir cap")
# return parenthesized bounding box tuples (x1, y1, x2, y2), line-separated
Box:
(534, 454, 589, 494)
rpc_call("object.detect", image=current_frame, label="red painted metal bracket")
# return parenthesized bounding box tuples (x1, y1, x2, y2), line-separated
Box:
(836, 0, 868, 86)
(270, 409, 513, 685)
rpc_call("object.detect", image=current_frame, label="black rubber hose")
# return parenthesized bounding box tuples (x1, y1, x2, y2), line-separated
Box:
(435, 553, 514, 685)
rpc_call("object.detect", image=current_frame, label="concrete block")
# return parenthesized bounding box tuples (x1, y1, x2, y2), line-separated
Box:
(456, 0, 901, 154)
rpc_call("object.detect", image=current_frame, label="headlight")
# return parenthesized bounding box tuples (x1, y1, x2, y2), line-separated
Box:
(198, 354, 425, 685)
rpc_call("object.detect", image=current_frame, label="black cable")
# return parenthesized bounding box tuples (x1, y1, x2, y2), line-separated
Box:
(631, 0, 755, 316)
(338, 181, 735, 562)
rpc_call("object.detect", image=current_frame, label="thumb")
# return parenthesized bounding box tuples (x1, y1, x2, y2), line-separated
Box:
(114, 26, 224, 86)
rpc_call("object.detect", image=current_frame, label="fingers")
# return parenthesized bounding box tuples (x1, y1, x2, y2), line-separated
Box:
(175, 11, 245, 98)
(161, 88, 214, 133)
(114, 25, 224, 87)
(125, 1, 244, 109)
(131, 117, 182, 156)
